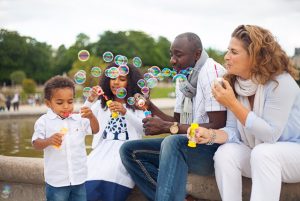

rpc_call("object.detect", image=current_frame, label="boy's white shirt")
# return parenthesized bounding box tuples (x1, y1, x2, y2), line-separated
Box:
(174, 58, 227, 124)
(32, 109, 92, 187)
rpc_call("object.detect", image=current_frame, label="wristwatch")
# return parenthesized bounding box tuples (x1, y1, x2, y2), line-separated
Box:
(170, 122, 179, 134)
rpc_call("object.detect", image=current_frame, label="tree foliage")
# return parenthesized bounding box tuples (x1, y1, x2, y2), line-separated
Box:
(10, 70, 27, 85)
(1, 28, 227, 86)
(206, 47, 225, 65)
(22, 78, 37, 94)
(0, 29, 53, 84)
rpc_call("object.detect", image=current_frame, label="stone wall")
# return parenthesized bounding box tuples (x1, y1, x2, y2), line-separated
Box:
(1, 155, 300, 201)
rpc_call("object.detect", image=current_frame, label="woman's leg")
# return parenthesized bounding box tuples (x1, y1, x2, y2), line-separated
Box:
(250, 142, 300, 201)
(120, 138, 163, 201)
(155, 135, 220, 201)
(214, 143, 251, 201)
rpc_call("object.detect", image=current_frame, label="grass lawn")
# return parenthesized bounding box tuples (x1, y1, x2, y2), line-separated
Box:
(150, 85, 175, 99)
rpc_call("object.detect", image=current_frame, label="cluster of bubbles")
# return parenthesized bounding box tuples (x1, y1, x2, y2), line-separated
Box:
(1, 184, 11, 199)
(75, 49, 191, 106)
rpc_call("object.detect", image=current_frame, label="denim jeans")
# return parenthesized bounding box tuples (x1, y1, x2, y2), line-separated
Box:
(45, 183, 87, 201)
(119, 135, 220, 201)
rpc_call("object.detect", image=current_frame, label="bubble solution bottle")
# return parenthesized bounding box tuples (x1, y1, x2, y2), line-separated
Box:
(106, 100, 118, 118)
(188, 123, 199, 148)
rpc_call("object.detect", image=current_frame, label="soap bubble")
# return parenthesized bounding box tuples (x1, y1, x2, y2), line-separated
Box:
(146, 77, 158, 88)
(78, 50, 90, 61)
(82, 87, 92, 97)
(148, 66, 161, 77)
(103, 51, 114, 62)
(172, 74, 187, 83)
(143, 73, 153, 81)
(137, 79, 147, 88)
(91, 67, 102, 77)
(114, 55, 127, 66)
(156, 73, 164, 81)
(141, 87, 150, 95)
(127, 97, 135, 105)
(107, 67, 120, 78)
(162, 68, 171, 77)
(171, 70, 177, 77)
(116, 87, 127, 99)
(132, 57, 142, 68)
(118, 65, 129, 76)
(1, 184, 11, 199)
(74, 71, 86, 84)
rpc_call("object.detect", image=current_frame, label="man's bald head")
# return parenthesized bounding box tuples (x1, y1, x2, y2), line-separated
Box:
(175, 32, 203, 53)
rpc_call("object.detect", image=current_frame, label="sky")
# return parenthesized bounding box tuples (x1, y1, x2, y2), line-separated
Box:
(1, 0, 300, 56)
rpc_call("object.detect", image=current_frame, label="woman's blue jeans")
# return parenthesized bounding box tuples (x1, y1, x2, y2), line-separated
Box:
(119, 135, 219, 201)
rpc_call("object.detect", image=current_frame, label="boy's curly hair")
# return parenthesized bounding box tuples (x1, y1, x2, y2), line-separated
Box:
(44, 75, 75, 100)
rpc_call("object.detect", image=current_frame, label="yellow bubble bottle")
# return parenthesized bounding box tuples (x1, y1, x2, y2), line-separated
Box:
(106, 100, 118, 118)
(53, 126, 68, 149)
(188, 123, 199, 148)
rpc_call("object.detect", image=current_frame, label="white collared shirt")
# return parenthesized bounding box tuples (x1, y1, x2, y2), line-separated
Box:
(174, 58, 227, 124)
(32, 109, 92, 187)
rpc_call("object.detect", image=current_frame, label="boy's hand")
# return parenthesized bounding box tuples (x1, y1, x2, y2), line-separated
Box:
(108, 101, 127, 115)
(47, 133, 63, 147)
(80, 106, 94, 119)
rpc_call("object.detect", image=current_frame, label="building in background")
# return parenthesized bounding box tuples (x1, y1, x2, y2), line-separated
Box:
(292, 48, 300, 70)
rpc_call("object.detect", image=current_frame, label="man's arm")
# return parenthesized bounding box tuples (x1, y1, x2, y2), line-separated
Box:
(200, 111, 227, 129)
(143, 111, 226, 135)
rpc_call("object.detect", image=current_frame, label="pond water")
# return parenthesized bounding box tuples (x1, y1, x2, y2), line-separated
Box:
(0, 116, 92, 158)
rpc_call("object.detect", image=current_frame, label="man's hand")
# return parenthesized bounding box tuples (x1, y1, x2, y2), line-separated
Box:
(134, 93, 151, 110)
(142, 117, 169, 135)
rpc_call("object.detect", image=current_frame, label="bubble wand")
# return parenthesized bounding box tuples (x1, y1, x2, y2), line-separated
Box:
(135, 94, 152, 118)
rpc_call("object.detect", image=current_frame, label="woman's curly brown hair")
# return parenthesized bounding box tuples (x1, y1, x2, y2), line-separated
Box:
(225, 25, 299, 87)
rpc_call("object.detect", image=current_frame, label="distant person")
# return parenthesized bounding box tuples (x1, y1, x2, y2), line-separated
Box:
(0, 92, 6, 111)
(195, 25, 300, 201)
(32, 75, 99, 201)
(85, 64, 145, 201)
(120, 32, 227, 201)
(11, 92, 20, 111)
(5, 95, 11, 111)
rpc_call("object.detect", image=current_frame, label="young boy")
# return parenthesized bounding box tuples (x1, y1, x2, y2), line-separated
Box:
(32, 75, 99, 201)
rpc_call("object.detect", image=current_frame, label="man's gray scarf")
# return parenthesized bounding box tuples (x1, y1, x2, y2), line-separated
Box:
(179, 50, 208, 124)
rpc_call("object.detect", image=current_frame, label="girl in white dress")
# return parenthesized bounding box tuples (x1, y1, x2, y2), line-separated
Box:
(85, 64, 145, 201)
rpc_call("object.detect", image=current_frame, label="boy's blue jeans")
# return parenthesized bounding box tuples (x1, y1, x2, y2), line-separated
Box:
(45, 183, 86, 201)
(120, 135, 219, 201)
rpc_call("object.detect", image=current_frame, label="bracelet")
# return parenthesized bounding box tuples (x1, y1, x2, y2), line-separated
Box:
(206, 129, 216, 145)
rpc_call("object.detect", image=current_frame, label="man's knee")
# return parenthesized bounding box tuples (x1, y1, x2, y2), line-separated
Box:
(120, 141, 133, 161)
(161, 135, 186, 151)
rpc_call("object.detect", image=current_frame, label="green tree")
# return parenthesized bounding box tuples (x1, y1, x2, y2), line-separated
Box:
(0, 29, 27, 84)
(206, 47, 225, 65)
(53, 33, 91, 76)
(69, 55, 107, 88)
(23, 37, 54, 83)
(10, 70, 27, 86)
(0, 29, 54, 84)
(22, 78, 37, 94)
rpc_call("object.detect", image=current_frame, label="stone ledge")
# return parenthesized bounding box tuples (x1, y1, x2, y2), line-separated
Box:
(186, 174, 300, 201)
(1, 156, 300, 201)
